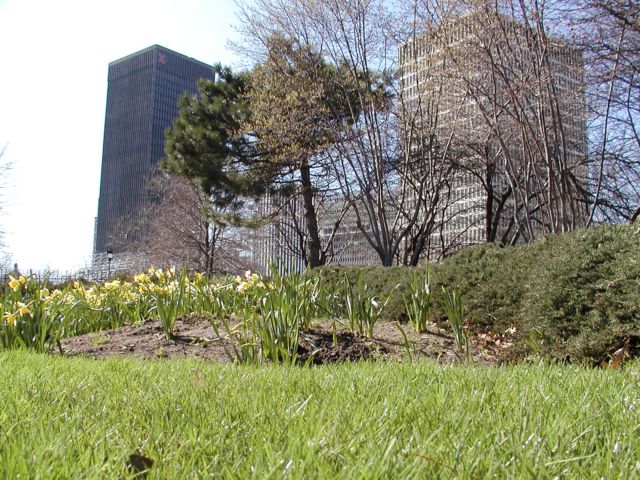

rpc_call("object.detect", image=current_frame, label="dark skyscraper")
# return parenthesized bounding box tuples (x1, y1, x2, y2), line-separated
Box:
(94, 45, 214, 256)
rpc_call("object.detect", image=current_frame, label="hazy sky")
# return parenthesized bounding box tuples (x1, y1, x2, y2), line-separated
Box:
(0, 0, 245, 272)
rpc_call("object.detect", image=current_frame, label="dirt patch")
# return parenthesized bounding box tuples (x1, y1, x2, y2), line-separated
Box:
(59, 316, 506, 365)
(60, 317, 233, 362)
(298, 328, 386, 364)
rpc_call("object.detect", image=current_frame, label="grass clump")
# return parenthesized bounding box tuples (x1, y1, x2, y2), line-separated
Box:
(152, 268, 189, 339)
(341, 270, 395, 338)
(404, 267, 431, 333)
(314, 265, 411, 322)
(441, 287, 469, 360)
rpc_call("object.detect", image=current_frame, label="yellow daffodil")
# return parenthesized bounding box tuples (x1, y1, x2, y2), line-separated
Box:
(134, 273, 150, 284)
(7, 275, 20, 291)
(104, 280, 122, 291)
(18, 275, 27, 285)
(17, 302, 30, 316)
(4, 313, 16, 326)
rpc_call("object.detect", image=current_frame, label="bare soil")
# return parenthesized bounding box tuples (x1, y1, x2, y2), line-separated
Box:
(59, 316, 509, 365)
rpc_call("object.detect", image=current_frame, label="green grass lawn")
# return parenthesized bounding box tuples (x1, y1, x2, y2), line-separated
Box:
(2, 352, 639, 479)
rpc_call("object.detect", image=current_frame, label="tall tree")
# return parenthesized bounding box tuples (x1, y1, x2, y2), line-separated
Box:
(110, 171, 254, 274)
(408, 0, 590, 244)
(163, 65, 259, 212)
(237, 0, 461, 266)
(142, 173, 252, 274)
(234, 0, 600, 265)
(245, 35, 355, 267)
(572, 0, 640, 224)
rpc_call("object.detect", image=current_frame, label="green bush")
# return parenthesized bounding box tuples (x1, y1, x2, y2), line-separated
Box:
(517, 225, 640, 364)
(314, 224, 640, 365)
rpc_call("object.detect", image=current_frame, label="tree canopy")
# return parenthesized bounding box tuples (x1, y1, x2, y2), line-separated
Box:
(163, 38, 371, 267)
(162, 65, 260, 211)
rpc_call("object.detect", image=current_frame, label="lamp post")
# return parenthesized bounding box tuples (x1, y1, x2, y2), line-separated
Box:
(107, 249, 113, 278)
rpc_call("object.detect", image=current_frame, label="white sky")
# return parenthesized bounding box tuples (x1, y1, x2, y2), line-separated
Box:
(0, 0, 244, 272)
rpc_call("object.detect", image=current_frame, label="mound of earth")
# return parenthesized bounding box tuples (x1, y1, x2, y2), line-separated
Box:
(297, 328, 385, 364)
(59, 316, 505, 364)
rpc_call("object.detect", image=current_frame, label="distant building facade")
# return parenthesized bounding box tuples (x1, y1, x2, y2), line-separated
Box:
(398, 10, 587, 257)
(318, 199, 379, 267)
(93, 45, 215, 264)
(250, 193, 308, 275)
(251, 191, 379, 273)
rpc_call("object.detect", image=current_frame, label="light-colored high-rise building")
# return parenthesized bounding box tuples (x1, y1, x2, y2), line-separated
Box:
(318, 199, 379, 266)
(398, 10, 587, 255)
(250, 193, 308, 274)
(251, 192, 379, 273)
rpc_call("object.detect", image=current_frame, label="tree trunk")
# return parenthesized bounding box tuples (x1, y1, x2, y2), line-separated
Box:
(409, 234, 426, 266)
(485, 165, 495, 243)
(299, 160, 323, 268)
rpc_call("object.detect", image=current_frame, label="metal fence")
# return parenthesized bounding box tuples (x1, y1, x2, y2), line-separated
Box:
(0, 255, 140, 284)
(0, 267, 89, 285)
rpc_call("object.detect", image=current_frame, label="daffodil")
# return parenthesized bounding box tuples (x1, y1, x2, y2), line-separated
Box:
(4, 313, 16, 326)
(7, 275, 20, 291)
(134, 273, 150, 284)
(17, 302, 30, 316)
(104, 280, 121, 290)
